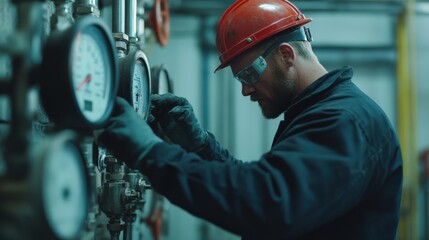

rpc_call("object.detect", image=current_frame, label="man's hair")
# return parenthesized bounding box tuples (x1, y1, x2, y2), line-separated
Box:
(257, 29, 313, 61)
(288, 41, 312, 60)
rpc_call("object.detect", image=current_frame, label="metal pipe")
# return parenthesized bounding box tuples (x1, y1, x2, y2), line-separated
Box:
(136, 0, 146, 49)
(76, 0, 97, 4)
(74, 0, 100, 17)
(136, 0, 145, 32)
(51, 0, 75, 31)
(112, 0, 125, 34)
(112, 0, 128, 57)
(125, 0, 137, 39)
(123, 213, 135, 240)
(80, 136, 99, 229)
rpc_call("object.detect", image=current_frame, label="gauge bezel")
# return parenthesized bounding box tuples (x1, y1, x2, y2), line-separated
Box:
(118, 49, 151, 120)
(150, 64, 173, 94)
(30, 131, 90, 239)
(40, 16, 119, 129)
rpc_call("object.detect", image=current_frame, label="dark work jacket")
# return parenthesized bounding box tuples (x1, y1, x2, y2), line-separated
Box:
(141, 66, 403, 240)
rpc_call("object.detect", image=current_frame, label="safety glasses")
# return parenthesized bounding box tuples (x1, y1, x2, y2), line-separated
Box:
(234, 27, 312, 85)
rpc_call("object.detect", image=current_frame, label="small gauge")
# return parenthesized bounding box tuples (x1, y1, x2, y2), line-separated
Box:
(118, 49, 151, 120)
(150, 64, 173, 94)
(40, 16, 118, 129)
(31, 131, 89, 239)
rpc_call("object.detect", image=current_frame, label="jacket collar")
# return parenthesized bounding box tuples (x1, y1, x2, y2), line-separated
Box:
(272, 66, 354, 147)
(283, 66, 354, 120)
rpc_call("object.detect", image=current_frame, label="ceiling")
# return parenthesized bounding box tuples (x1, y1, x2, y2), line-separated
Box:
(169, 0, 405, 15)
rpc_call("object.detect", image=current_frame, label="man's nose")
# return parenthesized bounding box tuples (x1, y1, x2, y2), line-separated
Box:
(241, 83, 255, 96)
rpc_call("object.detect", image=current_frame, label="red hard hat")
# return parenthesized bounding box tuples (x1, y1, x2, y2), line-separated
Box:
(215, 0, 312, 72)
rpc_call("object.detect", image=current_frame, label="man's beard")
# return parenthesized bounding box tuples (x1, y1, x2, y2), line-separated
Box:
(260, 67, 297, 119)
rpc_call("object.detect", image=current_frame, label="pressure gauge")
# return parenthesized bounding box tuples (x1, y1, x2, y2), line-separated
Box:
(118, 49, 151, 119)
(40, 16, 118, 129)
(31, 131, 89, 239)
(150, 64, 173, 94)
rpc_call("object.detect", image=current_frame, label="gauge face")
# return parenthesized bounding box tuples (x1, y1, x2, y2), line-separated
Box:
(118, 50, 151, 120)
(132, 62, 144, 116)
(132, 60, 150, 118)
(71, 30, 110, 123)
(42, 140, 88, 239)
(151, 65, 173, 94)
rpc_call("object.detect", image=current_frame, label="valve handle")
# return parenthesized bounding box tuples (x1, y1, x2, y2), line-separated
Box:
(145, 193, 165, 240)
(147, 0, 170, 46)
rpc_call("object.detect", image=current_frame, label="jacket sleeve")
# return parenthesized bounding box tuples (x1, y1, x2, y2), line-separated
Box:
(195, 131, 242, 164)
(138, 108, 378, 239)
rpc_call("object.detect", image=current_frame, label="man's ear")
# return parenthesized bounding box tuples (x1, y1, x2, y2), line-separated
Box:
(277, 43, 295, 66)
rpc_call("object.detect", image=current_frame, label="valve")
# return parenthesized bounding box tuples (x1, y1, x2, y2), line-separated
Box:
(147, 0, 170, 46)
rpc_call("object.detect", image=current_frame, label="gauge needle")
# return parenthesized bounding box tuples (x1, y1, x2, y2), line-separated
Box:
(77, 74, 92, 90)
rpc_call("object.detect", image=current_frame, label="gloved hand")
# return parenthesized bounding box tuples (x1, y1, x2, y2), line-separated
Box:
(96, 97, 162, 168)
(150, 93, 207, 152)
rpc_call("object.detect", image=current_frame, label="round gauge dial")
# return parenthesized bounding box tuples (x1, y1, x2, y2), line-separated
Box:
(118, 49, 151, 120)
(132, 60, 146, 116)
(31, 131, 89, 239)
(150, 64, 173, 94)
(71, 31, 110, 123)
(157, 71, 169, 94)
(40, 16, 118, 129)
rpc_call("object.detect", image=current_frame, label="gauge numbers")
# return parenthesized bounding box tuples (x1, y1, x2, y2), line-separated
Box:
(118, 50, 151, 120)
(132, 60, 150, 118)
(72, 31, 110, 123)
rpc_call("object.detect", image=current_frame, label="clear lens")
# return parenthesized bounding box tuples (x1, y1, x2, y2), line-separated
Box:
(235, 66, 259, 85)
(234, 56, 267, 85)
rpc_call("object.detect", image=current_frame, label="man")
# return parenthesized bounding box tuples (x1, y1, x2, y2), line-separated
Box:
(97, 0, 403, 239)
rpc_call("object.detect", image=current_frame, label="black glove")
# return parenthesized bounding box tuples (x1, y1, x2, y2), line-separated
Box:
(150, 93, 207, 152)
(96, 97, 162, 168)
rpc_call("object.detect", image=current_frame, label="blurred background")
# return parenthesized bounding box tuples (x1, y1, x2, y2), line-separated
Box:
(0, 0, 428, 239)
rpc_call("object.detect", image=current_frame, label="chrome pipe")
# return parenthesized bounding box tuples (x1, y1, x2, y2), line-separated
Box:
(125, 0, 137, 39)
(112, 0, 125, 34)
(74, 0, 100, 17)
(51, 0, 75, 31)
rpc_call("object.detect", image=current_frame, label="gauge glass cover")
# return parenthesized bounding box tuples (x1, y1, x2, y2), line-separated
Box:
(132, 62, 145, 116)
(132, 61, 150, 117)
(42, 142, 87, 239)
(71, 30, 111, 123)
(157, 70, 170, 94)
